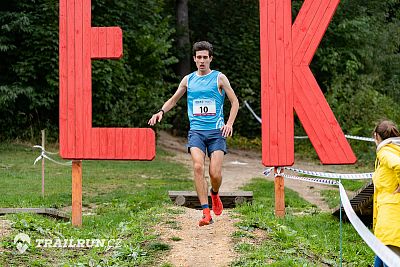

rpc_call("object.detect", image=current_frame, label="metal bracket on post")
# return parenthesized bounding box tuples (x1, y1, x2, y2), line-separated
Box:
(274, 167, 285, 218)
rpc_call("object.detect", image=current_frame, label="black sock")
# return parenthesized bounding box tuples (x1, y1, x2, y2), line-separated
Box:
(211, 189, 218, 195)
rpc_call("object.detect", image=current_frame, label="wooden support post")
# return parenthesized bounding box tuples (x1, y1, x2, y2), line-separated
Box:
(274, 167, 285, 217)
(41, 130, 45, 198)
(72, 160, 82, 227)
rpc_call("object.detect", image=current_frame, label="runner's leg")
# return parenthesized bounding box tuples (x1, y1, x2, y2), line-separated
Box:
(190, 147, 208, 206)
(209, 150, 224, 215)
(209, 150, 224, 192)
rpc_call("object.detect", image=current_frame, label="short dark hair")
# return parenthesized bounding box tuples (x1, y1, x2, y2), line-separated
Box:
(192, 41, 213, 57)
(374, 119, 400, 140)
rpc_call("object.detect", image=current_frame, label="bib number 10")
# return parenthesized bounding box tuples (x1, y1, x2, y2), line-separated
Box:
(193, 99, 216, 116)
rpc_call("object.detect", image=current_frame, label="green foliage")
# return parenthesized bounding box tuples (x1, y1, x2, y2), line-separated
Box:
(186, 0, 400, 141)
(0, 0, 176, 141)
(188, 0, 261, 138)
(0, 142, 192, 266)
(233, 179, 375, 266)
(1, 0, 400, 153)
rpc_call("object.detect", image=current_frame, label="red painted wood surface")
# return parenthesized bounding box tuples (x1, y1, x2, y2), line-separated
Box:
(260, 0, 356, 166)
(59, 0, 155, 160)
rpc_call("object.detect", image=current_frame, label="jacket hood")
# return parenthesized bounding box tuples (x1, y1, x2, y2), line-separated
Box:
(376, 137, 400, 152)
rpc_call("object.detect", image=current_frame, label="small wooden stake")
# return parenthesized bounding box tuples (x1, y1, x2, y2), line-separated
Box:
(72, 160, 82, 227)
(41, 129, 45, 198)
(274, 167, 285, 218)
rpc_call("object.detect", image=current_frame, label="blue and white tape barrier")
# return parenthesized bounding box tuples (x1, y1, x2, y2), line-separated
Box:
(244, 100, 375, 142)
(339, 183, 400, 267)
(264, 166, 373, 180)
(279, 173, 339, 186)
(284, 166, 373, 180)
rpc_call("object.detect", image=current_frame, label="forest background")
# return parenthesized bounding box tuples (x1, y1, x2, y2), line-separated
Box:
(1, 0, 399, 151)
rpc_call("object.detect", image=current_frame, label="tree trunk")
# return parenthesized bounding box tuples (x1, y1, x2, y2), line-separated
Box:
(175, 0, 191, 78)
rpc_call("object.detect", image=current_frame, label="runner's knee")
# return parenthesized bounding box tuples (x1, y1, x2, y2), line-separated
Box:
(193, 162, 204, 174)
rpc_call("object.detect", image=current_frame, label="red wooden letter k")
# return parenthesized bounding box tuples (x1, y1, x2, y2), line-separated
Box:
(59, 0, 155, 160)
(260, 0, 356, 166)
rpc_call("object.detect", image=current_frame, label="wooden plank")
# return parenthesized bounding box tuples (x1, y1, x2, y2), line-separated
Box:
(59, 0, 68, 158)
(168, 191, 253, 209)
(91, 27, 99, 58)
(0, 208, 69, 221)
(267, 0, 278, 166)
(292, 0, 314, 50)
(91, 128, 100, 159)
(332, 182, 374, 226)
(107, 128, 116, 159)
(75, 0, 83, 158)
(293, 0, 325, 64)
(115, 128, 123, 159)
(99, 128, 108, 158)
(259, 0, 270, 166)
(276, 0, 286, 164)
(72, 161, 82, 227)
(143, 129, 155, 160)
(98, 27, 107, 59)
(114, 27, 123, 58)
(83, 0, 92, 158)
(66, 0, 76, 157)
(122, 128, 131, 159)
(169, 191, 253, 197)
(294, 67, 336, 162)
(295, 66, 356, 164)
(284, 0, 294, 166)
(106, 27, 114, 58)
(302, 0, 340, 65)
(293, 76, 327, 160)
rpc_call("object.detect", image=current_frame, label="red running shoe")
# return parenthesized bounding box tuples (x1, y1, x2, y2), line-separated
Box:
(198, 208, 213, 226)
(211, 190, 223, 216)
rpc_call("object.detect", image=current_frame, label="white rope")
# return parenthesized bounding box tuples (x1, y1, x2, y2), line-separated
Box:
(284, 166, 373, 180)
(244, 100, 375, 142)
(339, 183, 400, 267)
(244, 100, 262, 123)
(33, 146, 72, 166)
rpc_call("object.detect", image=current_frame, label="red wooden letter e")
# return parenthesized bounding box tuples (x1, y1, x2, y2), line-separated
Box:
(59, 0, 155, 160)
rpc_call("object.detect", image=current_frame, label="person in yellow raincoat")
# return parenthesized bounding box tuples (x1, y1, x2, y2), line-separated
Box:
(372, 120, 400, 267)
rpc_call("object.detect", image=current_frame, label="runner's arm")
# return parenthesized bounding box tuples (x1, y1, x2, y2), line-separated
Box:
(148, 76, 188, 126)
(219, 74, 239, 137)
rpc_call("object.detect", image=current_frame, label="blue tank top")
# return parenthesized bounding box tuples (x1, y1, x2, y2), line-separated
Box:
(187, 70, 225, 130)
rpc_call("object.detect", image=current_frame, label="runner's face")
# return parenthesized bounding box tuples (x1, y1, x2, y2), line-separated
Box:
(194, 50, 212, 74)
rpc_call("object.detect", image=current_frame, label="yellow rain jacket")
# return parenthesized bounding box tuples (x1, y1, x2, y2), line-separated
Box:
(373, 137, 400, 247)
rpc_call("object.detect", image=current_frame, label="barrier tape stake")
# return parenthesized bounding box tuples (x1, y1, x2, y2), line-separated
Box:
(274, 167, 285, 218)
(41, 130, 45, 198)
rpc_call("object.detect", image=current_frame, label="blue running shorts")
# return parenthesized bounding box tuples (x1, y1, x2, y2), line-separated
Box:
(187, 129, 227, 157)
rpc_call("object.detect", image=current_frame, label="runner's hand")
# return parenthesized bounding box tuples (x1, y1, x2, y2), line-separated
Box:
(148, 112, 163, 126)
(220, 123, 233, 137)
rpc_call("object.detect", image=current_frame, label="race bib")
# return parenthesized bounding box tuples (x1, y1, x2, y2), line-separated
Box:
(193, 99, 216, 116)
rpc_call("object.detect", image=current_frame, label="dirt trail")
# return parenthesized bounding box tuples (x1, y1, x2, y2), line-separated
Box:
(154, 131, 336, 266)
(157, 131, 333, 210)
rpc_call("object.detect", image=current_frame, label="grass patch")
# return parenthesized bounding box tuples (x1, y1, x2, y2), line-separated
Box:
(0, 142, 192, 266)
(233, 178, 375, 266)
